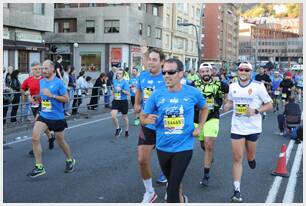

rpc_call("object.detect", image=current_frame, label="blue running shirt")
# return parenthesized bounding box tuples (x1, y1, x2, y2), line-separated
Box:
(113, 79, 130, 100)
(40, 77, 67, 120)
(144, 85, 206, 152)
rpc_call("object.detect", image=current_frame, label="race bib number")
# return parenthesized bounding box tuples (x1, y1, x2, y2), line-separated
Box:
(164, 116, 185, 134)
(235, 104, 248, 116)
(206, 97, 215, 110)
(41, 100, 52, 112)
(144, 88, 153, 100)
(274, 91, 280, 95)
(282, 93, 287, 98)
(114, 92, 121, 100)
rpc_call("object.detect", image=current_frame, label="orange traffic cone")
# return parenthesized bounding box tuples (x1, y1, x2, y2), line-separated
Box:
(271, 144, 289, 177)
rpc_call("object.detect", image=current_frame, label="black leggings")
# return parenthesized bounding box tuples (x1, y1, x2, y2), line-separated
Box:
(157, 149, 193, 203)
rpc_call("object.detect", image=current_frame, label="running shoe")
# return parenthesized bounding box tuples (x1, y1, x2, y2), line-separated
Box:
(27, 166, 46, 178)
(141, 191, 157, 203)
(231, 190, 243, 203)
(48, 133, 56, 150)
(200, 176, 209, 187)
(28, 149, 34, 156)
(156, 173, 167, 185)
(115, 128, 122, 137)
(134, 118, 140, 126)
(183, 195, 189, 203)
(248, 159, 256, 169)
(65, 158, 76, 173)
(125, 130, 129, 137)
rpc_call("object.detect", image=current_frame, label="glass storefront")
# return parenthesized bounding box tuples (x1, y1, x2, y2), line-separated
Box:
(80, 51, 101, 72)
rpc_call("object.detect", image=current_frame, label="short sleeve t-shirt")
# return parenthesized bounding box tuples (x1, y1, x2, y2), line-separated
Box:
(39, 77, 67, 120)
(137, 71, 166, 130)
(228, 80, 272, 135)
(113, 79, 130, 100)
(144, 85, 206, 152)
(129, 76, 139, 97)
(21, 76, 43, 97)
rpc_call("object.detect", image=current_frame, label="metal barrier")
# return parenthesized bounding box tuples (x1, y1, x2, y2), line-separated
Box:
(3, 86, 114, 124)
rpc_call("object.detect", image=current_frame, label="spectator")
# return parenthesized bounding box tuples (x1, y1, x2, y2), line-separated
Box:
(63, 66, 71, 116)
(3, 67, 13, 124)
(105, 67, 117, 108)
(277, 96, 302, 136)
(5, 66, 14, 87)
(88, 73, 108, 110)
(55, 54, 64, 79)
(72, 72, 92, 115)
(68, 66, 76, 114)
(9, 70, 21, 122)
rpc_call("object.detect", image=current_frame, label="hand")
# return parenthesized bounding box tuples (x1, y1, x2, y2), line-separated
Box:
(140, 40, 148, 54)
(134, 104, 141, 114)
(145, 114, 158, 125)
(42, 89, 52, 98)
(193, 128, 201, 138)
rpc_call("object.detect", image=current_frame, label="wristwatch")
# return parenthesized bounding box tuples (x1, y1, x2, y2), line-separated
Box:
(52, 95, 56, 99)
(255, 109, 260, 114)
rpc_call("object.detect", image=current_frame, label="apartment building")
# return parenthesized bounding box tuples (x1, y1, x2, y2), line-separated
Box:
(3, 3, 54, 74)
(162, 3, 202, 70)
(202, 3, 239, 67)
(45, 3, 163, 76)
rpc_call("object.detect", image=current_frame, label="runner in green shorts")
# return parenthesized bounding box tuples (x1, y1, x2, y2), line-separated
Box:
(192, 63, 229, 187)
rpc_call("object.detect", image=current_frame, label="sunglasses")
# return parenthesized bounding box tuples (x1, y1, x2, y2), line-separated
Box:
(238, 68, 251, 72)
(162, 70, 178, 75)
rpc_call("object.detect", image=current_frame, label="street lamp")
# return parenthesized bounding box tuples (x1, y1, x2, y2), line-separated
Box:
(73, 42, 79, 67)
(177, 22, 201, 68)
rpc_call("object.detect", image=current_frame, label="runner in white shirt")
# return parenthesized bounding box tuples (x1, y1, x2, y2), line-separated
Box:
(223, 62, 273, 203)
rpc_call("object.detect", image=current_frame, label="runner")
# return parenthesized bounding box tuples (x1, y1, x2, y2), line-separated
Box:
(223, 62, 273, 202)
(134, 48, 167, 202)
(111, 68, 130, 137)
(27, 60, 75, 178)
(140, 58, 208, 203)
(192, 62, 229, 187)
(280, 72, 295, 108)
(271, 71, 282, 113)
(255, 67, 271, 119)
(21, 62, 56, 156)
(129, 67, 140, 125)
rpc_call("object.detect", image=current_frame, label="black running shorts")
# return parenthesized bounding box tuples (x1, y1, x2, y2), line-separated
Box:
(131, 96, 135, 107)
(231, 133, 260, 142)
(111, 100, 129, 115)
(37, 115, 68, 132)
(138, 125, 156, 146)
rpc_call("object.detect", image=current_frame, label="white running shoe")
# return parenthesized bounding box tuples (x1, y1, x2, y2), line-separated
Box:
(141, 191, 157, 203)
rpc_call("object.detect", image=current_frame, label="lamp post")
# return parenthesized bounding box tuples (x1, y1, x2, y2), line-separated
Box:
(177, 22, 201, 68)
(73, 42, 79, 67)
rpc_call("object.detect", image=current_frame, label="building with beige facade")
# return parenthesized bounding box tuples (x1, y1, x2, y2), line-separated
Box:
(45, 3, 163, 76)
(162, 3, 202, 71)
(201, 3, 239, 68)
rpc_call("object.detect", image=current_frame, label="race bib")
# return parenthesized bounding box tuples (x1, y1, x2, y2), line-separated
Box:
(114, 92, 121, 100)
(206, 97, 215, 110)
(144, 88, 153, 100)
(274, 91, 280, 95)
(41, 100, 52, 112)
(164, 115, 185, 134)
(235, 104, 248, 116)
(282, 93, 287, 98)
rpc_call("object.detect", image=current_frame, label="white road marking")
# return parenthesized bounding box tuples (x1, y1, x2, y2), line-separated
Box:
(282, 142, 303, 203)
(4, 110, 233, 146)
(265, 140, 295, 203)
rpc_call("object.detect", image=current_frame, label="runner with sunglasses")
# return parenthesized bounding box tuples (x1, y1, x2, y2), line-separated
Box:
(192, 62, 229, 187)
(223, 62, 273, 202)
(141, 58, 208, 202)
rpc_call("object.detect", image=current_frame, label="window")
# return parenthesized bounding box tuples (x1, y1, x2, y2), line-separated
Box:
(192, 6, 195, 18)
(156, 28, 162, 39)
(63, 22, 70, 33)
(165, 34, 170, 46)
(80, 52, 101, 72)
(104, 20, 120, 33)
(138, 3, 142, 10)
(3, 3, 9, 8)
(166, 14, 170, 28)
(196, 8, 200, 18)
(153, 6, 158, 16)
(64, 3, 70, 8)
(139, 23, 143, 35)
(33, 3, 44, 15)
(147, 25, 151, 37)
(89, 3, 96, 7)
(185, 40, 188, 51)
(18, 51, 29, 73)
(86, 20, 95, 33)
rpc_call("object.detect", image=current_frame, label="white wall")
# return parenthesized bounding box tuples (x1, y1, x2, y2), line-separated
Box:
(29, 52, 41, 68)
(3, 50, 8, 69)
(109, 44, 130, 69)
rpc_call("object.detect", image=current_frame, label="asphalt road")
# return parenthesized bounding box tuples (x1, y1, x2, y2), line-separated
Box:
(3, 109, 303, 203)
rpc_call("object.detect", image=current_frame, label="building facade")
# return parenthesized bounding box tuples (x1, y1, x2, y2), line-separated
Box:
(45, 3, 163, 77)
(3, 3, 54, 75)
(162, 3, 202, 71)
(201, 3, 239, 68)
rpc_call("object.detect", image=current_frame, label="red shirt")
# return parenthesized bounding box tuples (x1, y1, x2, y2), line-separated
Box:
(21, 76, 43, 96)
